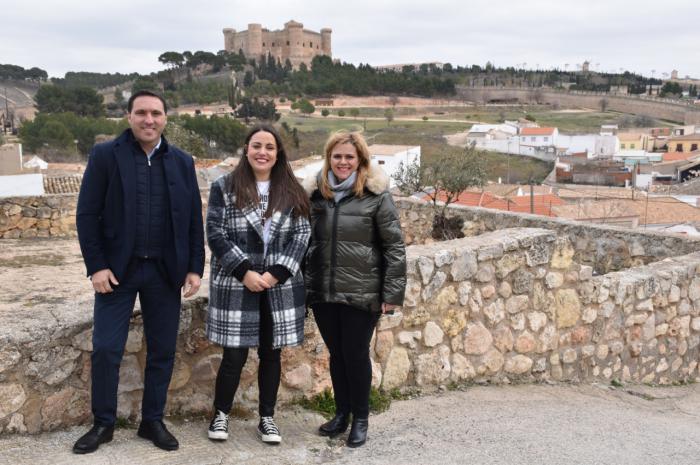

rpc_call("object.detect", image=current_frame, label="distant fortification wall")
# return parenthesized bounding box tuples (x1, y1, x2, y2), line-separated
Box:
(457, 86, 700, 125)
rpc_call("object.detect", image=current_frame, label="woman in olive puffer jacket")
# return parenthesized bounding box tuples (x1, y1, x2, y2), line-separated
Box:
(303, 131, 406, 448)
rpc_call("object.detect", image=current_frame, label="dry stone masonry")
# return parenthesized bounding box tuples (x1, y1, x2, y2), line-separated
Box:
(0, 194, 76, 239)
(397, 197, 700, 274)
(4, 195, 700, 434)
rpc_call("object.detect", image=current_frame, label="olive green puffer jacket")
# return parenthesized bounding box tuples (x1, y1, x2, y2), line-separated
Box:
(303, 166, 406, 312)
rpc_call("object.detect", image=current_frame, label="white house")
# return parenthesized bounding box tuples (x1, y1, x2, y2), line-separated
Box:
(519, 127, 559, 148)
(368, 145, 420, 187)
(466, 124, 517, 147)
(557, 135, 620, 158)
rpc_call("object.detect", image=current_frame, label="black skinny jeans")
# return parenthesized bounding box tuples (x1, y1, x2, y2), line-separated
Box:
(312, 303, 380, 419)
(213, 292, 281, 417)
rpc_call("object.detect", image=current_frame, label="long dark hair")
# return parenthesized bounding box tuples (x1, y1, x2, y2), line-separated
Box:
(225, 124, 309, 218)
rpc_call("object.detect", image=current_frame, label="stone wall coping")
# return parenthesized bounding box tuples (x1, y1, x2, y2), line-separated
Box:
(406, 227, 555, 261)
(396, 196, 700, 244)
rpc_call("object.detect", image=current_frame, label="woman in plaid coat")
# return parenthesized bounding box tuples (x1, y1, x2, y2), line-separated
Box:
(205, 125, 310, 444)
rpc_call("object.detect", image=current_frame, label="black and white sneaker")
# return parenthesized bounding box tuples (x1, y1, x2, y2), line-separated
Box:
(208, 410, 229, 441)
(257, 416, 281, 444)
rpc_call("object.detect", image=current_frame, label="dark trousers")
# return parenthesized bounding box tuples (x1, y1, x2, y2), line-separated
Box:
(312, 303, 380, 419)
(214, 292, 281, 417)
(91, 259, 181, 426)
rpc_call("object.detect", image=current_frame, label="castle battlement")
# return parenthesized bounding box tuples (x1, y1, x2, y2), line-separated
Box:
(223, 20, 332, 69)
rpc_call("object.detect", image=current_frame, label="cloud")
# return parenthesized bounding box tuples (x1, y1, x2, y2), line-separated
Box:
(2, 0, 699, 78)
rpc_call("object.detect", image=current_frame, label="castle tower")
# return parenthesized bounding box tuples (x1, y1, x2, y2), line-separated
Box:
(222, 28, 236, 52)
(285, 20, 304, 67)
(321, 28, 332, 57)
(221, 21, 333, 68)
(582, 61, 590, 73)
(247, 23, 263, 58)
(671, 69, 679, 80)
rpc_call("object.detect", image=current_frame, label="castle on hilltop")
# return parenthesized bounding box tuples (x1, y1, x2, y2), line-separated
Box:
(223, 20, 332, 69)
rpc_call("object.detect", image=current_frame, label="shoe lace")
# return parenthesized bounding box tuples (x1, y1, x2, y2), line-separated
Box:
(212, 411, 228, 430)
(260, 416, 279, 434)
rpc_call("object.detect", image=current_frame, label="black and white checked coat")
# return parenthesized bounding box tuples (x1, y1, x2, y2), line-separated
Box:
(206, 176, 311, 348)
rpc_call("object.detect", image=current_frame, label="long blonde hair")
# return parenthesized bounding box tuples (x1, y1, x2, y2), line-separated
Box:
(319, 131, 371, 200)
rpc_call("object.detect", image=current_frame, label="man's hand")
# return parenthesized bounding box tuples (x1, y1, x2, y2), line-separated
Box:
(182, 272, 201, 298)
(381, 303, 398, 314)
(91, 269, 119, 293)
(261, 272, 279, 288)
(243, 270, 272, 293)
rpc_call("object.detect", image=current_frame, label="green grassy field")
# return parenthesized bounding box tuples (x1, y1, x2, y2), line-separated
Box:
(300, 105, 674, 135)
(281, 114, 552, 184)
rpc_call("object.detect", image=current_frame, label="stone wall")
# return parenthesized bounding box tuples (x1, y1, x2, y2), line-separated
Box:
(4, 226, 700, 434)
(0, 194, 76, 239)
(0, 296, 333, 435)
(397, 197, 700, 274)
(456, 87, 700, 125)
(386, 227, 700, 389)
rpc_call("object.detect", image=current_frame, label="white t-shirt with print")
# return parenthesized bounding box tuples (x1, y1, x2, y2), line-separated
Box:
(257, 181, 272, 255)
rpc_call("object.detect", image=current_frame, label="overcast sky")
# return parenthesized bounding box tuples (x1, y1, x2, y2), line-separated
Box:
(4, 0, 699, 79)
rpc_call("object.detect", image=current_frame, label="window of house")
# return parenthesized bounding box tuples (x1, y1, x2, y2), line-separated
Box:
(309, 41, 313, 47)
(531, 137, 536, 142)
(621, 143, 626, 149)
(287, 41, 290, 46)
(677, 143, 683, 151)
(378, 160, 385, 165)
(631, 144, 635, 149)
(692, 144, 698, 151)
(543, 137, 548, 142)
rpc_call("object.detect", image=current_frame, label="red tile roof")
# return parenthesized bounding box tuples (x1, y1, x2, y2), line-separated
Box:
(662, 152, 696, 162)
(520, 127, 556, 136)
(426, 190, 564, 217)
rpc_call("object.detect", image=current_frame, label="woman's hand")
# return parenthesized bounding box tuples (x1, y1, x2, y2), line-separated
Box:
(242, 271, 272, 292)
(261, 272, 279, 288)
(381, 303, 398, 314)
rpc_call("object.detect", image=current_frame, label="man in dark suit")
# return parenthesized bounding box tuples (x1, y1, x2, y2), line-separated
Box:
(73, 90, 205, 454)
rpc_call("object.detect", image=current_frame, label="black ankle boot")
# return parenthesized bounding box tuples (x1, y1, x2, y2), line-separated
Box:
(346, 417, 368, 448)
(319, 412, 350, 437)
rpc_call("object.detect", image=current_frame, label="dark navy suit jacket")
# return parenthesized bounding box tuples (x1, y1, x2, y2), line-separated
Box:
(76, 129, 205, 288)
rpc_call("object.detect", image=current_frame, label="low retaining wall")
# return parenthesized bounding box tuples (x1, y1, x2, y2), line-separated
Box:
(456, 87, 700, 125)
(0, 194, 77, 239)
(2, 226, 700, 434)
(397, 197, 700, 274)
(0, 296, 332, 435)
(388, 228, 700, 391)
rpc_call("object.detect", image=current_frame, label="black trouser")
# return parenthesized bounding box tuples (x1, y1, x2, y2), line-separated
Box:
(213, 292, 281, 417)
(91, 259, 180, 426)
(312, 303, 380, 419)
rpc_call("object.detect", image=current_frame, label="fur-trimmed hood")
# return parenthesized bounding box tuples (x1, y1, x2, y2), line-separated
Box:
(302, 165, 390, 197)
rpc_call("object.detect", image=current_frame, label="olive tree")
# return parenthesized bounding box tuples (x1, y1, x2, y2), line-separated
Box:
(393, 143, 487, 239)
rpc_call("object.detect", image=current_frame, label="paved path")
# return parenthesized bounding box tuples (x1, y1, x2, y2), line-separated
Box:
(2, 383, 700, 465)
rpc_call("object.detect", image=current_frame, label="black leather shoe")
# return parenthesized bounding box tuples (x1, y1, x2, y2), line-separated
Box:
(137, 420, 179, 451)
(72, 424, 114, 454)
(319, 413, 350, 437)
(346, 417, 368, 448)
